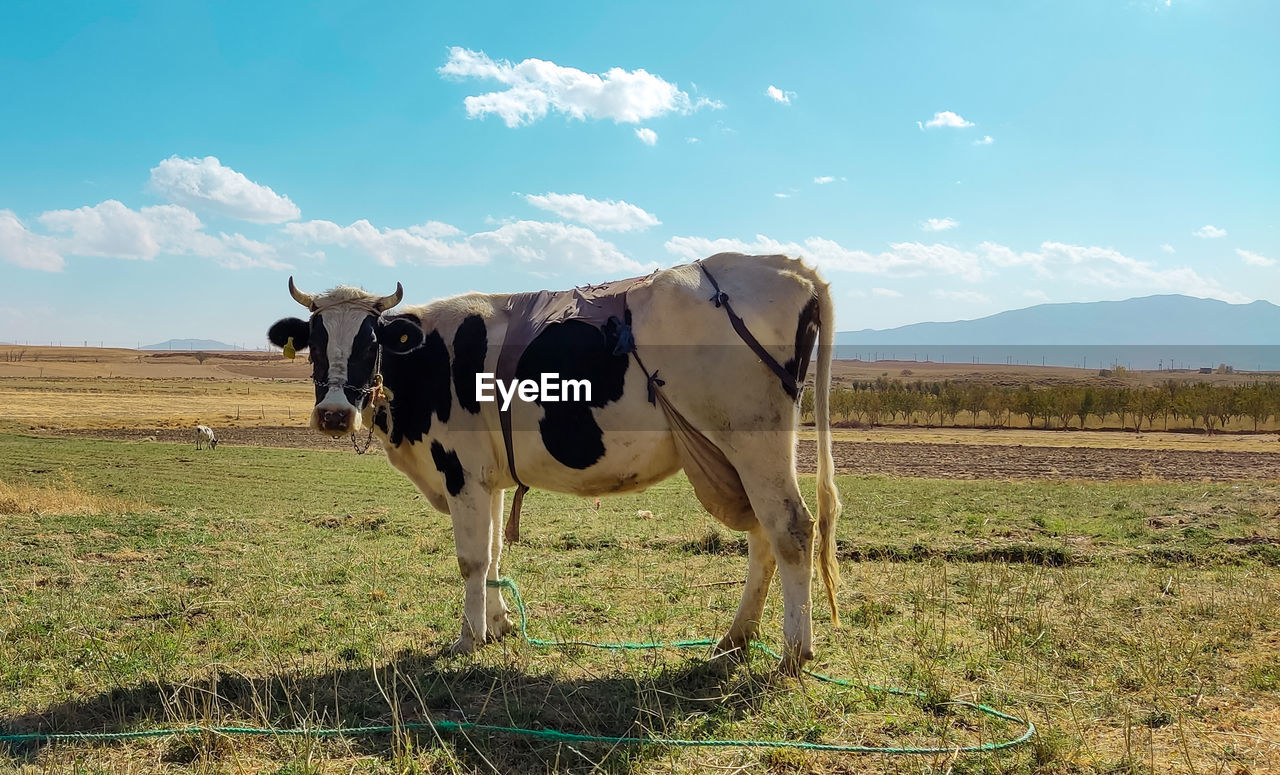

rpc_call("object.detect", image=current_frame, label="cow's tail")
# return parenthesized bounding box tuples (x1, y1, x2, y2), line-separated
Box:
(808, 265, 842, 628)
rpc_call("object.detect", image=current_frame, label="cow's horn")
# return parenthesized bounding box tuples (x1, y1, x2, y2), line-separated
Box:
(374, 282, 404, 311)
(288, 276, 314, 309)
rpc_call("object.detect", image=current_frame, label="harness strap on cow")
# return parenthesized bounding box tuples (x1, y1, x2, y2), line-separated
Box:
(696, 260, 800, 400)
(500, 402, 530, 542)
(498, 366, 528, 540)
(497, 371, 529, 542)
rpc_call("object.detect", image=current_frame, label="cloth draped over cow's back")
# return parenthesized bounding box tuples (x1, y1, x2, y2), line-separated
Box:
(494, 276, 642, 391)
(494, 265, 758, 536)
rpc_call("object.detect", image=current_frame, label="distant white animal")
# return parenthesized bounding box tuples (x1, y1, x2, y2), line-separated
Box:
(195, 425, 218, 450)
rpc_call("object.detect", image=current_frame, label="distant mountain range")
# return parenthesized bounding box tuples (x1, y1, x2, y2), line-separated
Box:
(837, 295, 1280, 345)
(142, 339, 246, 351)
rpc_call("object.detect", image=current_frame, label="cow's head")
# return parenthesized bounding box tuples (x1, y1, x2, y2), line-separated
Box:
(267, 277, 423, 436)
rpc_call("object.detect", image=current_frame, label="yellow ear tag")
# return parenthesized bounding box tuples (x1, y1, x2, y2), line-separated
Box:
(399, 334, 409, 344)
(283, 337, 296, 360)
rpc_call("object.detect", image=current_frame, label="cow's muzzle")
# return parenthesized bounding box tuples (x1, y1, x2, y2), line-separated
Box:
(313, 404, 358, 437)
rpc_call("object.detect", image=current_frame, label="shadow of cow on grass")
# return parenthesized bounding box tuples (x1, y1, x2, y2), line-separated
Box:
(2, 648, 792, 773)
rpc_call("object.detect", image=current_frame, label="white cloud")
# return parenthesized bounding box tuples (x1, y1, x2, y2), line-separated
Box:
(686, 137, 700, 144)
(1193, 224, 1227, 238)
(1161, 244, 1176, 253)
(407, 222, 465, 239)
(438, 47, 720, 128)
(287, 217, 652, 275)
(148, 155, 300, 224)
(871, 287, 902, 297)
(11, 200, 288, 270)
(39, 200, 185, 260)
(1021, 241, 1247, 302)
(284, 219, 484, 267)
(977, 242, 1044, 269)
(1238, 249, 1276, 267)
(1024, 290, 1050, 302)
(766, 86, 795, 104)
(522, 192, 660, 232)
(212, 232, 292, 270)
(920, 111, 975, 130)
(0, 210, 64, 271)
(921, 217, 959, 232)
(635, 127, 657, 145)
(665, 235, 987, 282)
(813, 176, 835, 184)
(973, 135, 994, 146)
(933, 289, 990, 303)
(774, 193, 792, 199)
(665, 233, 1247, 302)
(469, 220, 653, 274)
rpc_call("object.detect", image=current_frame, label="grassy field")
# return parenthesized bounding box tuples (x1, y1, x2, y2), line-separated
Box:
(2, 433, 1278, 774)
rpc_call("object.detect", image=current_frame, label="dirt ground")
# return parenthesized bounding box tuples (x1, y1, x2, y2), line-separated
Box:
(46, 425, 1280, 483)
(802, 438, 1280, 481)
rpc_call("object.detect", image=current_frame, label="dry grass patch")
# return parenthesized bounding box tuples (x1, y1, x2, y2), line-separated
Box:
(0, 376, 314, 431)
(0, 475, 150, 516)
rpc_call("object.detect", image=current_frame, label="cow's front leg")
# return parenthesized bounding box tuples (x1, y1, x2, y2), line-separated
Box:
(448, 489, 494, 656)
(486, 487, 515, 640)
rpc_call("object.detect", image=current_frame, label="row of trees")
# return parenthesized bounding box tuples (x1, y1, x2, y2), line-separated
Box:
(802, 378, 1280, 433)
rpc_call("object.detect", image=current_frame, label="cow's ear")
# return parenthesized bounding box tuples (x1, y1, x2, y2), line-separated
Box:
(376, 316, 425, 354)
(268, 317, 310, 351)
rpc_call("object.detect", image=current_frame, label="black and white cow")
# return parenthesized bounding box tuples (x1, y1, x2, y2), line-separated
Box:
(195, 425, 217, 450)
(267, 253, 841, 673)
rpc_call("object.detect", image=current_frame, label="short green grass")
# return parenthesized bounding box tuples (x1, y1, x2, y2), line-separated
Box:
(1, 432, 1278, 774)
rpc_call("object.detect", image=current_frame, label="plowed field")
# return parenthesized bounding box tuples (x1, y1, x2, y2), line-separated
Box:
(803, 439, 1280, 481)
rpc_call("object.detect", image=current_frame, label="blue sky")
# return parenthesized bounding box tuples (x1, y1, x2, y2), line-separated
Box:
(1, 0, 1277, 347)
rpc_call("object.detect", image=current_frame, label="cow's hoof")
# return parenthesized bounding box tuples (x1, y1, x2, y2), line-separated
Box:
(777, 648, 814, 678)
(448, 636, 480, 656)
(487, 612, 515, 642)
(711, 634, 752, 662)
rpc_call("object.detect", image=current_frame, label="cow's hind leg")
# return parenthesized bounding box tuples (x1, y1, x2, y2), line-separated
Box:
(744, 479, 817, 676)
(448, 490, 494, 655)
(485, 488, 515, 641)
(713, 525, 775, 659)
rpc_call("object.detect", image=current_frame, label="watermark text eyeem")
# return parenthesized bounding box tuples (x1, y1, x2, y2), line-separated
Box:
(476, 373, 592, 411)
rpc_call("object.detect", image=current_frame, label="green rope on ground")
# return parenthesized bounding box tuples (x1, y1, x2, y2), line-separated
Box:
(0, 577, 1035, 756)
